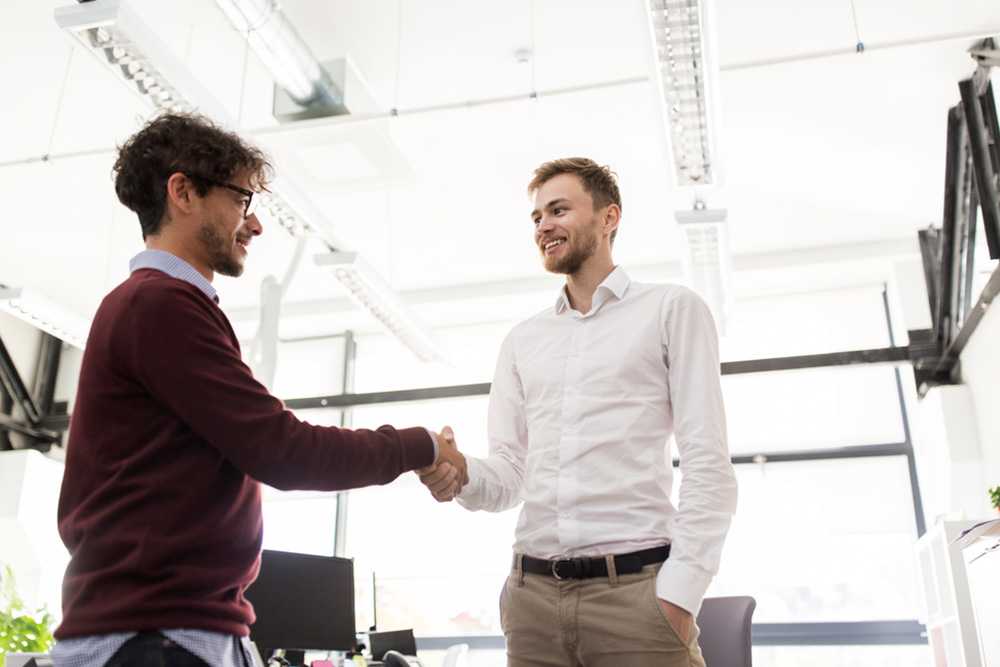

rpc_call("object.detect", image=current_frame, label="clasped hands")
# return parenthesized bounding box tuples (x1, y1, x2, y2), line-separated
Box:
(417, 426, 468, 502)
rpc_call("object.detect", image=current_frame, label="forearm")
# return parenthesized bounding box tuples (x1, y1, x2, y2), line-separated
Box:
(656, 447, 737, 614)
(456, 454, 524, 512)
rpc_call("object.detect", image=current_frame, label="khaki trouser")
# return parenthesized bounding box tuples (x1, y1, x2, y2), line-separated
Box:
(500, 556, 707, 667)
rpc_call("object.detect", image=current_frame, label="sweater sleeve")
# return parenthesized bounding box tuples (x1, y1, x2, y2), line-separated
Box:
(125, 282, 435, 490)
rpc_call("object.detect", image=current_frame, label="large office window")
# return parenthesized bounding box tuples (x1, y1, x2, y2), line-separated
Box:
(260, 337, 347, 556)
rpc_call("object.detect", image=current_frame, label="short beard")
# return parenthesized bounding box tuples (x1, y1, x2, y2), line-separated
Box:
(198, 219, 243, 277)
(545, 227, 599, 275)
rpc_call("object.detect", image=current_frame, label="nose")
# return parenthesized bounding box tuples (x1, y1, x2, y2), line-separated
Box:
(536, 217, 555, 239)
(246, 213, 263, 236)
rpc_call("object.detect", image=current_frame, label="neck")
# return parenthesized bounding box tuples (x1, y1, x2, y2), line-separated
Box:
(564, 253, 615, 313)
(145, 234, 214, 282)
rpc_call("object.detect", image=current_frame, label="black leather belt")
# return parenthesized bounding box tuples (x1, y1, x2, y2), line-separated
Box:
(520, 545, 670, 580)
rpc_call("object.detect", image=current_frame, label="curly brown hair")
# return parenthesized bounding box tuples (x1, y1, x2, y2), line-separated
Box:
(113, 112, 272, 239)
(527, 157, 622, 244)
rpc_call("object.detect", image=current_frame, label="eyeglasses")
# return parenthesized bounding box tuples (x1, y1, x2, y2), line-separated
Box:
(185, 173, 258, 219)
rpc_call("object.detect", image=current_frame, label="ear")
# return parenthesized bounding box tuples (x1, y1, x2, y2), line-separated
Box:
(603, 203, 621, 240)
(165, 172, 199, 217)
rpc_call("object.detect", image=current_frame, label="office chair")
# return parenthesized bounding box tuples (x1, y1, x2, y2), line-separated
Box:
(696, 596, 756, 667)
(441, 643, 469, 667)
(382, 650, 411, 667)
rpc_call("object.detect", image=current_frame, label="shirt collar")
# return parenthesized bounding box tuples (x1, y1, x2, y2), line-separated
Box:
(554, 266, 630, 315)
(129, 249, 219, 303)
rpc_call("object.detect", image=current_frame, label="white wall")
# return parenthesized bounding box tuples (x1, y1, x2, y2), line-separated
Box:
(960, 298, 1000, 499)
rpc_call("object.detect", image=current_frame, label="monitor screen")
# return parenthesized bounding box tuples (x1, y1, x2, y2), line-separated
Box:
(245, 549, 356, 652)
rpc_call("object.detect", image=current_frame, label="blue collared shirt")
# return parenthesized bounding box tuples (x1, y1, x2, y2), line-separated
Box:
(52, 250, 257, 667)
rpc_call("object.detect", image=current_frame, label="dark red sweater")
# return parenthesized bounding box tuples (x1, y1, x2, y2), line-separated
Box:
(56, 269, 434, 639)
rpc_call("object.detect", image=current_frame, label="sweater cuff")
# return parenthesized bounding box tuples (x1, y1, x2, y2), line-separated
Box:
(397, 427, 437, 472)
(424, 428, 439, 461)
(655, 559, 713, 617)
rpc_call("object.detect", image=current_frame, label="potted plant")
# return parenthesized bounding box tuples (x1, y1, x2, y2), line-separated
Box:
(990, 486, 1000, 515)
(0, 564, 54, 667)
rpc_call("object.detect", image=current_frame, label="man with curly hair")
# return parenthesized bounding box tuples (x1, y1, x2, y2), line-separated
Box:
(52, 113, 466, 667)
(419, 158, 737, 667)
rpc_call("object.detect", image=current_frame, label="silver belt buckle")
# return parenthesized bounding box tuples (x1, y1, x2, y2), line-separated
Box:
(551, 559, 565, 580)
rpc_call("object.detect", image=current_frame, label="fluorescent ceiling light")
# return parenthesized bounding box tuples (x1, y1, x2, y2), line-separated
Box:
(0, 286, 89, 349)
(54, 0, 228, 119)
(54, 1, 435, 361)
(675, 207, 731, 330)
(644, 0, 721, 187)
(315, 253, 445, 363)
(53, 0, 348, 251)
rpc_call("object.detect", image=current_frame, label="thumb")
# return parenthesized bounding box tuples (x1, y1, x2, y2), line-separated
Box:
(442, 425, 455, 441)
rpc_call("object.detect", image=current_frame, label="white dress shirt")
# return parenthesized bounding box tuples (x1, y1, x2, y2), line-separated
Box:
(457, 266, 737, 614)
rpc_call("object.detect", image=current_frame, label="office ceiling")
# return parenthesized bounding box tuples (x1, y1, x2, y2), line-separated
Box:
(0, 0, 997, 341)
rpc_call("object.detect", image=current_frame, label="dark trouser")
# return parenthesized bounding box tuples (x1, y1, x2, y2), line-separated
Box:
(104, 633, 209, 667)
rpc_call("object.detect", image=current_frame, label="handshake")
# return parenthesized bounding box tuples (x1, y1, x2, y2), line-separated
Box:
(418, 426, 468, 502)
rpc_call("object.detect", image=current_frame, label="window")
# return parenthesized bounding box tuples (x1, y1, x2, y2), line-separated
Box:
(723, 366, 905, 454)
(720, 285, 891, 361)
(345, 397, 518, 636)
(702, 457, 921, 622)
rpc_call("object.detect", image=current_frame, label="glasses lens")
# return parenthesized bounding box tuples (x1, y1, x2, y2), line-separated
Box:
(245, 193, 257, 218)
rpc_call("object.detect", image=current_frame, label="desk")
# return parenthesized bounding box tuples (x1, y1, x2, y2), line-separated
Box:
(958, 519, 1000, 667)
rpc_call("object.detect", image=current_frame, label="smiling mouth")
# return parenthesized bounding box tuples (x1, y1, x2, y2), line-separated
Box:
(542, 238, 566, 255)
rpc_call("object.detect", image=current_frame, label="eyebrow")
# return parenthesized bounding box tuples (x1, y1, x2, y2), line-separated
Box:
(530, 197, 571, 221)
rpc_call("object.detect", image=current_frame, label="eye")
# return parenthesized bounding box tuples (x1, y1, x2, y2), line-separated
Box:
(554, 207, 566, 215)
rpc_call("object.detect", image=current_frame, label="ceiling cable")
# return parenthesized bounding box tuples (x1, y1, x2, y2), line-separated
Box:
(44, 47, 75, 160)
(849, 0, 864, 53)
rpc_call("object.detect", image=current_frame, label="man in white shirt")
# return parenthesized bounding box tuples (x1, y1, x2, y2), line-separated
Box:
(418, 158, 737, 666)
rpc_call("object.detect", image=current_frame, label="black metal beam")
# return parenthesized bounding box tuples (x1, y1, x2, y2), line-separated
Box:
(882, 288, 927, 537)
(284, 347, 913, 411)
(0, 414, 60, 447)
(945, 261, 1000, 361)
(959, 69, 1000, 259)
(32, 332, 62, 418)
(939, 104, 966, 347)
(0, 333, 42, 425)
(918, 227, 942, 338)
(670, 442, 910, 468)
(719, 347, 910, 375)
(0, 368, 11, 451)
(285, 382, 493, 411)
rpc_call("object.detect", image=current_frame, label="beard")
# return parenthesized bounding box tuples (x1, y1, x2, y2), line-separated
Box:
(544, 224, 599, 275)
(198, 216, 244, 278)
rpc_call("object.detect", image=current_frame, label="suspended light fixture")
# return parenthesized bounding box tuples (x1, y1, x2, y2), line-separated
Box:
(675, 205, 731, 330)
(0, 286, 89, 349)
(643, 0, 722, 187)
(315, 253, 445, 363)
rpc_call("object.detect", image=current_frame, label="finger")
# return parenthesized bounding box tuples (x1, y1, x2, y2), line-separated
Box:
(442, 425, 455, 442)
(418, 463, 454, 486)
(434, 480, 461, 502)
(426, 468, 458, 494)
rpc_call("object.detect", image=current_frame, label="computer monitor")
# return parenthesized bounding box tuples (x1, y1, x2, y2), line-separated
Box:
(244, 549, 356, 652)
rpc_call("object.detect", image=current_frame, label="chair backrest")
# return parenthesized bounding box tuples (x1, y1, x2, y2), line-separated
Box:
(696, 596, 756, 667)
(441, 643, 470, 667)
